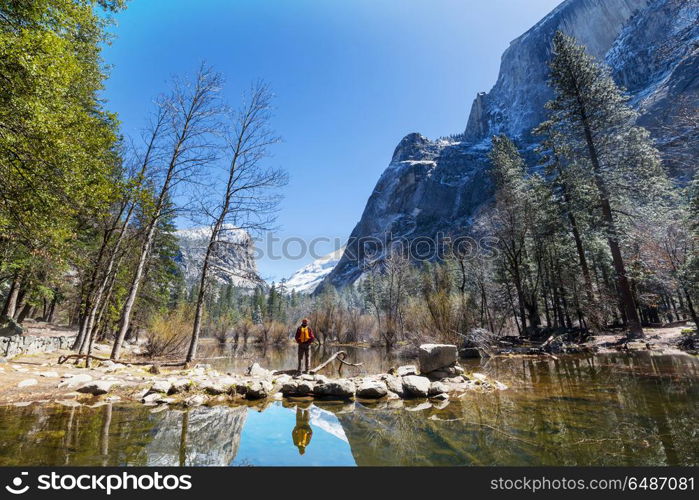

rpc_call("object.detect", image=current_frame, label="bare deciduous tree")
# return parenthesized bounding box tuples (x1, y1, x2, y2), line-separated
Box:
(111, 64, 224, 360)
(185, 82, 286, 362)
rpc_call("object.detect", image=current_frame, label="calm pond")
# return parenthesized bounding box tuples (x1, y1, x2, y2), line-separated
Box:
(0, 350, 697, 466)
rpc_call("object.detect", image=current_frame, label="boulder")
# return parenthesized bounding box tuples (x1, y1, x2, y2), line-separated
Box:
(184, 394, 207, 407)
(202, 381, 227, 395)
(281, 379, 314, 396)
(281, 380, 299, 396)
(148, 380, 172, 394)
(245, 380, 273, 400)
(168, 379, 193, 394)
(428, 381, 448, 396)
(380, 374, 405, 397)
(0, 317, 23, 337)
(58, 373, 93, 388)
(392, 365, 418, 377)
(247, 362, 272, 378)
(296, 379, 316, 394)
(427, 365, 464, 380)
(356, 379, 388, 399)
(418, 344, 458, 374)
(313, 379, 355, 399)
(77, 380, 115, 396)
(141, 393, 161, 404)
(402, 375, 431, 398)
(234, 381, 249, 396)
(272, 374, 292, 387)
(17, 378, 37, 388)
(218, 376, 238, 392)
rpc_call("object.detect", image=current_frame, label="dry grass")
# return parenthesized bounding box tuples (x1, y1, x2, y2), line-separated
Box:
(143, 304, 193, 358)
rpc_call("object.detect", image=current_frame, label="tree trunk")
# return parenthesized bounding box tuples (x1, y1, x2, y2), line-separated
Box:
(16, 303, 32, 323)
(110, 220, 157, 360)
(186, 225, 219, 363)
(2, 275, 20, 318)
(576, 99, 643, 338)
(682, 287, 699, 327)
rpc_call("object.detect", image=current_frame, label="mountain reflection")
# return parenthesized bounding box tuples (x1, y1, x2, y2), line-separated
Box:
(146, 406, 247, 466)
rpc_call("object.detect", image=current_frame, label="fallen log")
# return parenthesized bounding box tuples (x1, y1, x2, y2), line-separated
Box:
(310, 350, 363, 376)
(57, 353, 187, 367)
(270, 350, 364, 377)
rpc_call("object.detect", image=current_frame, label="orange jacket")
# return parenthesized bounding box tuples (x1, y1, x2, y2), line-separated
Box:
(295, 326, 315, 344)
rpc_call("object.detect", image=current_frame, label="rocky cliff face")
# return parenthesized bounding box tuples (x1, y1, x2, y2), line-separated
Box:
(175, 225, 261, 289)
(321, 0, 698, 290)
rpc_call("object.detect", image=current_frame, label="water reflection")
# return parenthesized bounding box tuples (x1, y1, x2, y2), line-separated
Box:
(292, 408, 313, 455)
(0, 352, 696, 466)
(337, 352, 699, 466)
(0, 403, 248, 466)
(145, 406, 247, 466)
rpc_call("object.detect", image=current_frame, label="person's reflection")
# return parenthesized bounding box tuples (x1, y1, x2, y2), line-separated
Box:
(292, 407, 313, 455)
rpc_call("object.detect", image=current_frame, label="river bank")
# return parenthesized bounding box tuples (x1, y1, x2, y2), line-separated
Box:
(0, 325, 694, 408)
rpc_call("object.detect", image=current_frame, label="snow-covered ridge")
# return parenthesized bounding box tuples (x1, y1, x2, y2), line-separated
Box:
(320, 0, 697, 291)
(285, 247, 345, 294)
(175, 224, 261, 289)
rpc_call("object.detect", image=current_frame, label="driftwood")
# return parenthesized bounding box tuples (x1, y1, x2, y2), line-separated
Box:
(271, 350, 364, 377)
(310, 351, 362, 376)
(57, 353, 186, 367)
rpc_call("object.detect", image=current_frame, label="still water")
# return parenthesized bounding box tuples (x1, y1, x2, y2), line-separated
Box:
(0, 351, 697, 466)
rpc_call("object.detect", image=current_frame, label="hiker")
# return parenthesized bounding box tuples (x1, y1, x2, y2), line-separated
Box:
(295, 318, 315, 373)
(292, 407, 313, 455)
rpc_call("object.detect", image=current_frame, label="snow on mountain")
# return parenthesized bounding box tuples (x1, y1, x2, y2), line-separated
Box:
(285, 247, 345, 294)
(175, 225, 261, 289)
(320, 0, 698, 291)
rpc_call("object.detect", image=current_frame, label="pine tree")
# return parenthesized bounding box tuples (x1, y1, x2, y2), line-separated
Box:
(487, 135, 542, 333)
(543, 31, 672, 338)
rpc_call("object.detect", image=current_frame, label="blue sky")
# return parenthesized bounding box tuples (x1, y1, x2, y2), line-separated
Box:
(101, 0, 563, 282)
